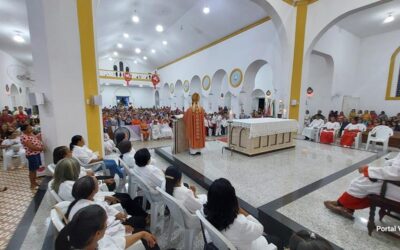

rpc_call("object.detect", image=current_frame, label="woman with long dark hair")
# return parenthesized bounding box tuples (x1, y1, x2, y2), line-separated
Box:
(53, 158, 148, 218)
(64, 176, 159, 250)
(164, 166, 206, 213)
(204, 178, 281, 250)
(70, 135, 124, 178)
(55, 205, 157, 250)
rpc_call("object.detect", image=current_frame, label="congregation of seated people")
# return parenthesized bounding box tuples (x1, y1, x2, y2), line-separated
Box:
(301, 109, 400, 147)
(46, 129, 338, 250)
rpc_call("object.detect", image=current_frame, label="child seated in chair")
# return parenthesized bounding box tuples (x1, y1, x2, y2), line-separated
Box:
(140, 119, 150, 141)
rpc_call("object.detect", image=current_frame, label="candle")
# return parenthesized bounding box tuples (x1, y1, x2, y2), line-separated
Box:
(229, 110, 233, 120)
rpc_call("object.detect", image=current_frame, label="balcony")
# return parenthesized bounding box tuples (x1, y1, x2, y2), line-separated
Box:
(98, 69, 157, 87)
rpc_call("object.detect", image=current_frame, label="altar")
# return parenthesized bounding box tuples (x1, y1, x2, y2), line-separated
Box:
(227, 118, 299, 156)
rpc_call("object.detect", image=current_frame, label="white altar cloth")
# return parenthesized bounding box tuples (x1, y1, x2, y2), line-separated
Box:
(231, 118, 298, 138)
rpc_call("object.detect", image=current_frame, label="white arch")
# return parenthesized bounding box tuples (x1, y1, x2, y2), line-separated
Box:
(209, 69, 227, 112)
(174, 80, 184, 110)
(10, 84, 21, 108)
(161, 83, 170, 107)
(155, 90, 160, 108)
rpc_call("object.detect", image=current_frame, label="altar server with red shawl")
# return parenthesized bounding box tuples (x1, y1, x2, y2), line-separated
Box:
(340, 117, 366, 147)
(184, 93, 205, 155)
(319, 116, 340, 144)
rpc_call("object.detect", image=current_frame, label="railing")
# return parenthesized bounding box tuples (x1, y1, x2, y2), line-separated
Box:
(98, 69, 153, 82)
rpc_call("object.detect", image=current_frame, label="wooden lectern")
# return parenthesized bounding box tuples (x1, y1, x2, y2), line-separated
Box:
(172, 118, 189, 154)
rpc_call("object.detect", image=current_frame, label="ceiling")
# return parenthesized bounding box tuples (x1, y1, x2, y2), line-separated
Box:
(94, 0, 270, 70)
(0, 0, 32, 66)
(337, 0, 400, 38)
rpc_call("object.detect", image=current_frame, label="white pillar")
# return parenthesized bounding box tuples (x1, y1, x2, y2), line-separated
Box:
(26, 0, 88, 163)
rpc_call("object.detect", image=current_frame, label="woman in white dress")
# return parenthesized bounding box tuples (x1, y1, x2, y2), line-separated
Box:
(204, 178, 281, 250)
(1, 131, 26, 169)
(64, 176, 160, 250)
(164, 166, 207, 213)
(55, 204, 157, 250)
(151, 120, 161, 140)
(160, 119, 173, 138)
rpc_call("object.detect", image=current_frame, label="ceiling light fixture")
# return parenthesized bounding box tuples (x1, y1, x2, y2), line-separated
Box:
(162, 40, 168, 45)
(108, 57, 113, 61)
(113, 51, 118, 56)
(13, 34, 25, 43)
(156, 25, 164, 32)
(203, 7, 210, 14)
(117, 43, 123, 48)
(135, 48, 141, 54)
(132, 15, 140, 23)
(134, 60, 138, 64)
(123, 33, 129, 38)
(384, 13, 394, 23)
(151, 49, 156, 54)
(143, 56, 148, 60)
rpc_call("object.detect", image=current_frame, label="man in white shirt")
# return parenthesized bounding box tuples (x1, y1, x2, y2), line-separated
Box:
(324, 152, 400, 219)
(302, 115, 325, 141)
(133, 148, 164, 189)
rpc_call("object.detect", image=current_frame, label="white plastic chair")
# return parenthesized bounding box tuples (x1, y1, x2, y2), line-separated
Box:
(195, 210, 236, 250)
(128, 168, 164, 233)
(47, 163, 56, 175)
(73, 156, 108, 175)
(48, 179, 63, 204)
(366, 125, 394, 152)
(51, 201, 71, 231)
(119, 159, 138, 199)
(156, 187, 201, 250)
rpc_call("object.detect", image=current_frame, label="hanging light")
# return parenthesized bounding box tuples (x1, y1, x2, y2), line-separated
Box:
(384, 13, 394, 23)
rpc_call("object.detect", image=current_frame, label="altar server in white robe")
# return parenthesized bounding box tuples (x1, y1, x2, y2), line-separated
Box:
(324, 152, 400, 219)
(215, 114, 223, 136)
(319, 116, 341, 144)
(160, 120, 173, 138)
(302, 115, 324, 141)
(151, 120, 161, 140)
(1, 131, 26, 169)
(164, 166, 207, 213)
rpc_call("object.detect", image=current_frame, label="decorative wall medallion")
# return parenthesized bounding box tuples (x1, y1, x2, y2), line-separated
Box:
(169, 83, 175, 94)
(183, 80, 190, 92)
(202, 75, 211, 91)
(229, 68, 243, 88)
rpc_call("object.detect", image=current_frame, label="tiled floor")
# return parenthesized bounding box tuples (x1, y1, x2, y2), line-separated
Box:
(161, 140, 376, 207)
(278, 154, 400, 250)
(0, 162, 38, 250)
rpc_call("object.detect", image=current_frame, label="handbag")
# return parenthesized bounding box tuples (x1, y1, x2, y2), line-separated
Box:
(200, 219, 219, 250)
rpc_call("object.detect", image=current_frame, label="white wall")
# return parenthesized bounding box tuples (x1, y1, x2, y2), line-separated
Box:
(0, 50, 30, 109)
(305, 51, 334, 116)
(356, 29, 400, 115)
(98, 57, 153, 73)
(302, 25, 400, 126)
(100, 85, 155, 108)
(158, 20, 286, 115)
(300, 25, 361, 124)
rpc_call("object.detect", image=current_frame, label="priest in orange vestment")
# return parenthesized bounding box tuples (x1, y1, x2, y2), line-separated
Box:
(184, 93, 205, 155)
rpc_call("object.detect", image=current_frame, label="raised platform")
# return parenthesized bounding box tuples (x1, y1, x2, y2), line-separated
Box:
(155, 140, 400, 249)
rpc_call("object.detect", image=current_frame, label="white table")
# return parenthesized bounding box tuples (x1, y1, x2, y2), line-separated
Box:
(228, 118, 298, 156)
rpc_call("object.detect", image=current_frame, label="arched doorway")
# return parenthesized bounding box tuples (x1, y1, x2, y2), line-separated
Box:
(161, 83, 170, 107)
(154, 90, 160, 108)
(10, 84, 21, 108)
(224, 91, 232, 110)
(241, 60, 275, 115)
(251, 89, 266, 114)
(174, 80, 184, 111)
(210, 69, 227, 112)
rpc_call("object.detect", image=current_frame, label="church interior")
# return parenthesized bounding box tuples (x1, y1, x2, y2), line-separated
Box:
(0, 0, 400, 249)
